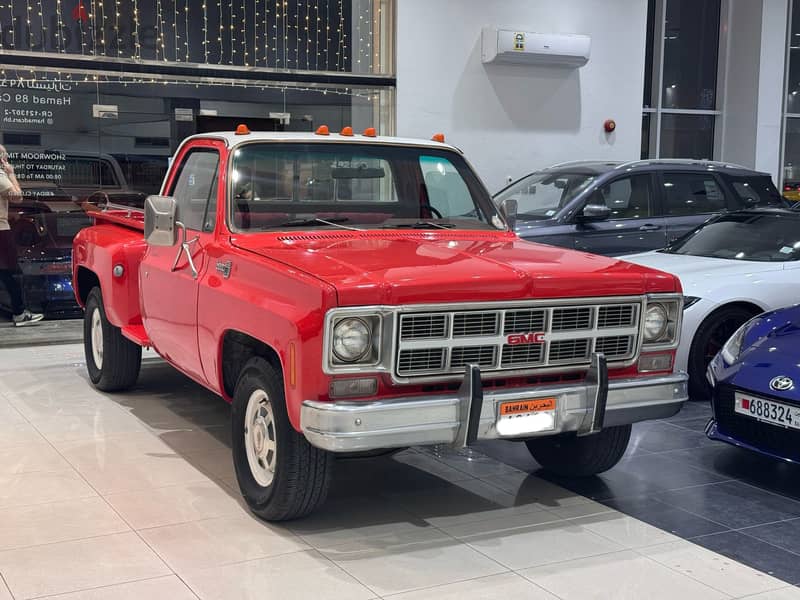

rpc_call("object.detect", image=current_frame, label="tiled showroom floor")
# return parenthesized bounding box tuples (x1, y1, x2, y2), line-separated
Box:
(1, 344, 800, 600)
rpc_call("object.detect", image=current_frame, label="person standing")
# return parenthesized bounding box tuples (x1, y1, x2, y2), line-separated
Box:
(0, 147, 43, 326)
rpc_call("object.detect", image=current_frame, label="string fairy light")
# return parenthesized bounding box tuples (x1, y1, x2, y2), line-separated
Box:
(217, 0, 223, 64)
(174, 0, 179, 61)
(314, 0, 320, 70)
(184, 0, 190, 62)
(229, 0, 235, 63)
(241, 0, 247, 65)
(55, 0, 64, 52)
(336, 0, 344, 71)
(273, 0, 279, 67)
(133, 0, 141, 59)
(114, 0, 121, 56)
(202, 1, 208, 63)
(262, 0, 268, 66)
(305, 0, 310, 70)
(24, 0, 32, 49)
(37, 0, 45, 51)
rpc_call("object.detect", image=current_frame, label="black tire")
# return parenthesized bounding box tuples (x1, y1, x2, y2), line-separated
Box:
(525, 424, 632, 477)
(688, 305, 757, 401)
(231, 357, 333, 521)
(84, 287, 141, 392)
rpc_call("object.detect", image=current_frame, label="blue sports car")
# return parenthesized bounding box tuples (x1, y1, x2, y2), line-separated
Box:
(706, 304, 800, 463)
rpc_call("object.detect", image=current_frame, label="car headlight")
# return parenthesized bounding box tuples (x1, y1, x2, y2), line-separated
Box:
(642, 295, 682, 348)
(332, 318, 372, 363)
(721, 317, 758, 365)
(644, 304, 668, 342)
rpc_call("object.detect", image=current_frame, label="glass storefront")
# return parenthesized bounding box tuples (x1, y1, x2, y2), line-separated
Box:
(0, 1, 395, 326)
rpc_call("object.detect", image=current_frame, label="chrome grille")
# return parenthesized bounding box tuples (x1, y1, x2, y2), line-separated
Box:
(552, 307, 593, 331)
(595, 335, 633, 356)
(453, 312, 499, 337)
(598, 305, 636, 329)
(400, 314, 448, 340)
(501, 343, 545, 367)
(451, 346, 496, 369)
(395, 299, 642, 379)
(398, 348, 445, 375)
(549, 339, 591, 362)
(504, 309, 546, 334)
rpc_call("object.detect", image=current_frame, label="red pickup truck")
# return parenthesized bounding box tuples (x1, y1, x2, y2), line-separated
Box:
(72, 127, 688, 520)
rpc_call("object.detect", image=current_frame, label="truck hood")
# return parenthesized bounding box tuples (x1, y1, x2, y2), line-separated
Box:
(232, 231, 679, 306)
(622, 251, 784, 294)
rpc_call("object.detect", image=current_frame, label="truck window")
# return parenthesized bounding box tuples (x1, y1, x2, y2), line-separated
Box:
(169, 149, 220, 232)
(229, 143, 500, 231)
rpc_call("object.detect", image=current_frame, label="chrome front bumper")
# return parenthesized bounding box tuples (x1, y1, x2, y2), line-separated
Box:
(301, 355, 689, 453)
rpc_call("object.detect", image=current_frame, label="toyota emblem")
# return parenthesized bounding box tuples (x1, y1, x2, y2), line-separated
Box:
(769, 376, 795, 392)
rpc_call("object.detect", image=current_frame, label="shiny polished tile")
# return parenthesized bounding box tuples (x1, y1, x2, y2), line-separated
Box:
(629, 421, 715, 453)
(0, 442, 71, 475)
(320, 528, 506, 596)
(417, 445, 523, 478)
(155, 425, 231, 455)
(481, 471, 591, 509)
(603, 496, 728, 538)
(104, 480, 244, 529)
(641, 540, 788, 597)
(572, 513, 680, 549)
(692, 531, 800, 585)
(31, 407, 151, 443)
(743, 518, 800, 556)
(737, 588, 800, 599)
(182, 448, 236, 481)
(140, 514, 309, 571)
(0, 400, 24, 423)
(0, 422, 45, 449)
(0, 532, 170, 600)
(74, 453, 212, 495)
(520, 550, 728, 600)
(442, 513, 624, 570)
(180, 549, 375, 600)
(383, 572, 558, 600)
(0, 470, 97, 509)
(390, 449, 477, 483)
(0, 578, 11, 600)
(0, 497, 129, 551)
(55, 432, 178, 469)
(41, 576, 199, 600)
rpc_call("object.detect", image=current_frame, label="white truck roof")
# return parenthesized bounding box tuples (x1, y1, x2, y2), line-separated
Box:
(181, 129, 461, 153)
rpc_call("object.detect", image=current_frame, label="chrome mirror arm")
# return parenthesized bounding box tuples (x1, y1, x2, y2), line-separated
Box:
(170, 222, 199, 279)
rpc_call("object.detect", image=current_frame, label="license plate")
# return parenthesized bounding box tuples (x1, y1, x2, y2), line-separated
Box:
(497, 397, 556, 436)
(734, 392, 800, 430)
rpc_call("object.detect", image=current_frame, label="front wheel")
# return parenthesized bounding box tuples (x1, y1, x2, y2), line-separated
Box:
(84, 287, 141, 392)
(525, 425, 632, 477)
(231, 357, 334, 521)
(688, 305, 757, 401)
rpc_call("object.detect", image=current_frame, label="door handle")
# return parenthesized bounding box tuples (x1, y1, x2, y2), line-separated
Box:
(638, 224, 661, 231)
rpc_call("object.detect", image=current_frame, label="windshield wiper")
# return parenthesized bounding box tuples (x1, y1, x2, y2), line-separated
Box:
(383, 221, 456, 230)
(276, 217, 363, 231)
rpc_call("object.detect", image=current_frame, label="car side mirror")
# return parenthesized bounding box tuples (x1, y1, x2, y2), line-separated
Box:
(578, 204, 611, 222)
(144, 195, 178, 247)
(498, 197, 518, 230)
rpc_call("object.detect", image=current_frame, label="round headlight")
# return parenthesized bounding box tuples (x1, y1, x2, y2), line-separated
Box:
(332, 318, 372, 362)
(644, 304, 668, 342)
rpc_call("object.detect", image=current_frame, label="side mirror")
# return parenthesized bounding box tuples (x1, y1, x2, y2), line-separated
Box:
(144, 195, 178, 247)
(578, 204, 611, 222)
(498, 197, 518, 230)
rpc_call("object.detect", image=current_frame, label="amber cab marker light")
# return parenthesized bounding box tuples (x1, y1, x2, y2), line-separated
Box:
(362, 127, 377, 137)
(235, 124, 251, 135)
(340, 126, 354, 137)
(431, 132, 446, 143)
(315, 125, 330, 136)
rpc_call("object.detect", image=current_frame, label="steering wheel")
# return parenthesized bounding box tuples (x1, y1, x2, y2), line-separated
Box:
(420, 203, 443, 219)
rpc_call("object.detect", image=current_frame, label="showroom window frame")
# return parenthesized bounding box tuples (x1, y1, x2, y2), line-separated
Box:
(642, 0, 726, 160)
(780, 0, 798, 190)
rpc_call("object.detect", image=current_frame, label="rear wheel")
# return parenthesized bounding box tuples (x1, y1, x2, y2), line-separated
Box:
(231, 357, 334, 521)
(84, 287, 141, 392)
(688, 305, 757, 401)
(525, 425, 632, 477)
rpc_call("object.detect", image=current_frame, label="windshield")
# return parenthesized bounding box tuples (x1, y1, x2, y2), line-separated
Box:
(663, 212, 800, 262)
(495, 171, 596, 219)
(228, 143, 501, 232)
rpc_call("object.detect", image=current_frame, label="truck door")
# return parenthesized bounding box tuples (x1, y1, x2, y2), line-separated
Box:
(140, 143, 222, 382)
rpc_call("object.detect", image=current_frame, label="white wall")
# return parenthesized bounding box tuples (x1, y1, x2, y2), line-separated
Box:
(396, 0, 649, 192)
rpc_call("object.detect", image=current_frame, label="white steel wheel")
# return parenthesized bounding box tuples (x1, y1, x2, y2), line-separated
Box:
(90, 307, 104, 369)
(244, 389, 277, 487)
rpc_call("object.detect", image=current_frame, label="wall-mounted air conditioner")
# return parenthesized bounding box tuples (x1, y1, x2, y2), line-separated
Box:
(481, 27, 591, 68)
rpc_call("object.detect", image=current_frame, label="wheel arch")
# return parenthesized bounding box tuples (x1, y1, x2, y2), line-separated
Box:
(75, 266, 101, 307)
(220, 330, 284, 401)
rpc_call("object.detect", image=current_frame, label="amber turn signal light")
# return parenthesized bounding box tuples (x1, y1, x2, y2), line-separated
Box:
(235, 124, 251, 135)
(315, 125, 330, 136)
(362, 127, 377, 137)
(340, 126, 354, 136)
(431, 132, 446, 143)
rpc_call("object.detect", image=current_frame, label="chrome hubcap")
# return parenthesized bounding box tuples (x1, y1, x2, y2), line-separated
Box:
(244, 389, 276, 487)
(91, 308, 103, 370)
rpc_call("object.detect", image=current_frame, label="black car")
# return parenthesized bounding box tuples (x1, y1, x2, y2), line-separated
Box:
(495, 159, 787, 256)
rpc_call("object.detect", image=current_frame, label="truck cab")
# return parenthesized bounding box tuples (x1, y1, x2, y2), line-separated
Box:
(72, 127, 688, 521)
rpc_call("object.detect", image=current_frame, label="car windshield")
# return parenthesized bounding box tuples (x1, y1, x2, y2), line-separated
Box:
(662, 212, 800, 262)
(494, 171, 596, 219)
(229, 143, 502, 231)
